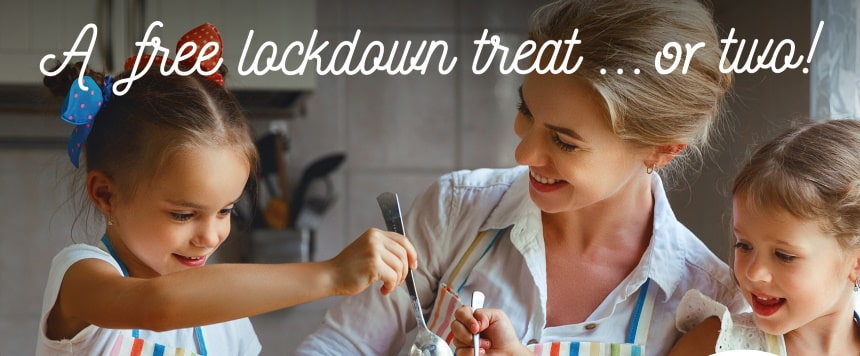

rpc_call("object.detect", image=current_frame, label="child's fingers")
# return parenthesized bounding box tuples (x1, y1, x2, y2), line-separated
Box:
(452, 307, 493, 355)
(333, 230, 401, 295)
(455, 341, 489, 356)
(378, 229, 418, 269)
(400, 234, 418, 269)
(378, 233, 411, 283)
(376, 247, 409, 294)
(350, 228, 416, 295)
(454, 305, 484, 333)
(450, 315, 474, 346)
(361, 233, 406, 288)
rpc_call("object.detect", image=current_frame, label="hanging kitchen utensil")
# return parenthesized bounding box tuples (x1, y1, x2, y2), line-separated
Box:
(244, 174, 268, 230)
(289, 152, 346, 229)
(256, 133, 291, 229)
(274, 133, 291, 220)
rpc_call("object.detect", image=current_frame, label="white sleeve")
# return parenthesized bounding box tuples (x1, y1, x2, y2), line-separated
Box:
(675, 289, 771, 352)
(36, 244, 123, 354)
(295, 178, 452, 355)
(40, 244, 122, 318)
(675, 289, 734, 334)
(295, 169, 507, 355)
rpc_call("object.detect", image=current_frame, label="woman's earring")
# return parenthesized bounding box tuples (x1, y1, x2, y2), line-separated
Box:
(854, 277, 860, 292)
(646, 163, 656, 175)
(107, 216, 115, 226)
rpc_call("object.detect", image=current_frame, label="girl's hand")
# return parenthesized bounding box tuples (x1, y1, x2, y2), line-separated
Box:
(451, 306, 530, 356)
(328, 228, 418, 296)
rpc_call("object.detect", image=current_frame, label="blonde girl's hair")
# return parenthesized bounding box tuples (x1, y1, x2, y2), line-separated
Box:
(528, 0, 732, 177)
(733, 119, 860, 249)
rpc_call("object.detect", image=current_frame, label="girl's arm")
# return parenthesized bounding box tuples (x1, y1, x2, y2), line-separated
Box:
(47, 228, 416, 339)
(667, 316, 721, 356)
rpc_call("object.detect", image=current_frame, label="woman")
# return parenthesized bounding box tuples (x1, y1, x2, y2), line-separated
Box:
(298, 1, 746, 355)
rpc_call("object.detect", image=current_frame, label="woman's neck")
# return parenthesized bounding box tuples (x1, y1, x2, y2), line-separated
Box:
(542, 174, 654, 254)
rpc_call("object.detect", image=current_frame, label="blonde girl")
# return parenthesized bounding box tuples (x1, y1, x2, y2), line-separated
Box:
(670, 119, 860, 355)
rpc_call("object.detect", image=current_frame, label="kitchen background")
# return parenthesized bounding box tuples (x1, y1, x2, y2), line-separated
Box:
(0, 0, 840, 354)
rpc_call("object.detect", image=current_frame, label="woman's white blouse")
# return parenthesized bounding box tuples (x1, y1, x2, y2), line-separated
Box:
(297, 166, 748, 356)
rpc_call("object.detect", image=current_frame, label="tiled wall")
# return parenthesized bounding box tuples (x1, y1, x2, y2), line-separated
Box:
(284, 0, 540, 262)
(0, 1, 811, 355)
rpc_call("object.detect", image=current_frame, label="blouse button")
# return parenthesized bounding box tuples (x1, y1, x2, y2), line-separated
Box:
(527, 339, 539, 345)
(584, 323, 598, 330)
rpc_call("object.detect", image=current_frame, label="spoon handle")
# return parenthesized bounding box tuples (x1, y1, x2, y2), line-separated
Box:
(377, 192, 428, 329)
(471, 291, 485, 355)
(377, 192, 405, 235)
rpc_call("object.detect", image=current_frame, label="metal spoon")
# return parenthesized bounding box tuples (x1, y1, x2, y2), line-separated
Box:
(471, 291, 485, 356)
(377, 192, 454, 356)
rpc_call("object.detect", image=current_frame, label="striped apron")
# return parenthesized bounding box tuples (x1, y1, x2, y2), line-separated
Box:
(424, 229, 656, 356)
(100, 235, 208, 356)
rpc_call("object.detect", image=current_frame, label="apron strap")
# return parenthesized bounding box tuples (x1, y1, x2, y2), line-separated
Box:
(101, 235, 130, 277)
(426, 228, 506, 337)
(626, 278, 656, 347)
(527, 280, 655, 356)
(100, 235, 207, 355)
(445, 229, 507, 294)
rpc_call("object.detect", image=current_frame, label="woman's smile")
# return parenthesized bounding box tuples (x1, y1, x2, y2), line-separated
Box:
(529, 170, 567, 193)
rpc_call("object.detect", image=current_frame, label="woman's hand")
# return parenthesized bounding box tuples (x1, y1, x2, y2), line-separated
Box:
(451, 306, 531, 356)
(327, 228, 418, 296)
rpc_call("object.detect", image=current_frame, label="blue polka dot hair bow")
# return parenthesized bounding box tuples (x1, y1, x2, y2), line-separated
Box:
(60, 75, 112, 167)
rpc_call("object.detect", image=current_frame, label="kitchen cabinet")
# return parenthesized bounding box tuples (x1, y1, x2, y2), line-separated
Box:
(0, 0, 316, 91)
(0, 0, 117, 84)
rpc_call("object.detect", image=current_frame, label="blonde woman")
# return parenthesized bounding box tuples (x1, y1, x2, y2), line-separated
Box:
(299, 1, 746, 355)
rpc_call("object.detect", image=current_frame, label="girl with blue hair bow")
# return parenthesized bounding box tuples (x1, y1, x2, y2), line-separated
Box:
(36, 24, 416, 356)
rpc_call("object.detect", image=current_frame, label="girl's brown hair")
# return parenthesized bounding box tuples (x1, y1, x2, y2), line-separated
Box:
(44, 62, 258, 203)
(733, 119, 860, 249)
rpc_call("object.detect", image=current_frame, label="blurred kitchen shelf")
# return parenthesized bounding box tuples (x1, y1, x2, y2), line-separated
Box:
(0, 137, 66, 149)
(242, 228, 315, 263)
